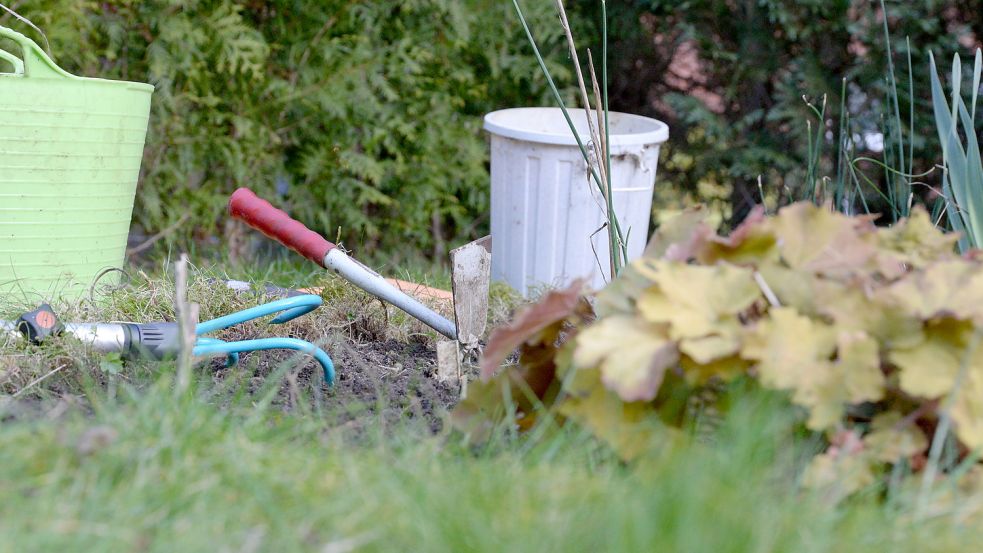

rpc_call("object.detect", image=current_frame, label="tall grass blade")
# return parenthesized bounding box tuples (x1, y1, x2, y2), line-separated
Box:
(879, 0, 908, 217)
(601, 0, 625, 264)
(951, 53, 962, 125)
(804, 96, 826, 204)
(835, 79, 849, 212)
(972, 49, 981, 122)
(587, 49, 619, 278)
(956, 97, 983, 247)
(907, 37, 915, 179)
(941, 173, 971, 252)
(510, 0, 624, 276)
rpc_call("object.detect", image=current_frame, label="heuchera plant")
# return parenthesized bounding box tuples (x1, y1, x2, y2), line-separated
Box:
(454, 202, 983, 499)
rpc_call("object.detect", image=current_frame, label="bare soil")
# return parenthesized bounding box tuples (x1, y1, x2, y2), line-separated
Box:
(212, 336, 461, 435)
(326, 338, 460, 433)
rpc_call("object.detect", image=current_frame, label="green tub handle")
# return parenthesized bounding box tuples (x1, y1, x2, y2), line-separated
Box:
(0, 25, 76, 80)
(0, 47, 23, 74)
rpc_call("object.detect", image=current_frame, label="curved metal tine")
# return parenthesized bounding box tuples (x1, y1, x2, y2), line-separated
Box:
(196, 294, 323, 335)
(192, 337, 335, 385)
(270, 303, 318, 324)
(195, 337, 239, 366)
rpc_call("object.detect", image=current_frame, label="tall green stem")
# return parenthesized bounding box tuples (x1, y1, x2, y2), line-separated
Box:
(601, 0, 624, 275)
(510, 0, 625, 278)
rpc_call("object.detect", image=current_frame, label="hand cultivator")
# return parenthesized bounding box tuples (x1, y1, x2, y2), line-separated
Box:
(1, 295, 335, 384)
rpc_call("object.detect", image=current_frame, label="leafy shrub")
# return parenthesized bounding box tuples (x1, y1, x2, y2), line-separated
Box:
(1, 0, 574, 257)
(574, 0, 982, 224)
(457, 203, 983, 499)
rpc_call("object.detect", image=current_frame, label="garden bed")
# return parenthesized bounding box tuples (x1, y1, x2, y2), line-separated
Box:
(0, 265, 509, 432)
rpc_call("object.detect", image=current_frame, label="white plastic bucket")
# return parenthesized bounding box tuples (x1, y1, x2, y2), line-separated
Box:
(483, 107, 669, 295)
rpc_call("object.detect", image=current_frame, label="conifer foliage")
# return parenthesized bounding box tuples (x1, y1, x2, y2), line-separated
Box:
(1, 0, 569, 254)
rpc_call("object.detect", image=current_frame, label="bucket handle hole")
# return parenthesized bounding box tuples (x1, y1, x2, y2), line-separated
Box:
(0, 37, 23, 75)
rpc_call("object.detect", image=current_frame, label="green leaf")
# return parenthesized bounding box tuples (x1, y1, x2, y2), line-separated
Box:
(930, 51, 982, 249)
(99, 354, 123, 375)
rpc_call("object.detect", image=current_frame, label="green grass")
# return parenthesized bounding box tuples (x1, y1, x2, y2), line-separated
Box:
(1, 266, 981, 551)
(0, 375, 977, 552)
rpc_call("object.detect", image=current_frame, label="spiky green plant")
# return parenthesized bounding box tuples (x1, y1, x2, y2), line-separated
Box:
(930, 49, 983, 253)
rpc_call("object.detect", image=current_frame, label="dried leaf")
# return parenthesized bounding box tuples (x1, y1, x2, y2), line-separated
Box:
(742, 307, 836, 391)
(740, 308, 880, 430)
(802, 430, 876, 500)
(890, 320, 983, 449)
(891, 318, 973, 398)
(755, 263, 820, 313)
(594, 261, 657, 318)
(803, 331, 885, 430)
(876, 205, 960, 270)
(679, 333, 741, 364)
(881, 260, 983, 323)
(951, 366, 983, 451)
(697, 205, 779, 265)
(771, 202, 877, 274)
(816, 284, 923, 349)
(864, 412, 928, 463)
(479, 279, 585, 380)
(559, 369, 675, 460)
(449, 378, 508, 443)
(637, 261, 760, 340)
(836, 331, 885, 404)
(643, 206, 713, 261)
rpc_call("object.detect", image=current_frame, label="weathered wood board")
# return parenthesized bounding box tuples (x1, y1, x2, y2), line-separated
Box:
(450, 235, 491, 349)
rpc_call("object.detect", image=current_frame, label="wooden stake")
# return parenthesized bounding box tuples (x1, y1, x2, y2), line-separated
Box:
(436, 340, 461, 386)
(450, 236, 492, 352)
(174, 254, 199, 394)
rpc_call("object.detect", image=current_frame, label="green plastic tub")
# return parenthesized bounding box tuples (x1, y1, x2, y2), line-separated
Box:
(0, 26, 153, 301)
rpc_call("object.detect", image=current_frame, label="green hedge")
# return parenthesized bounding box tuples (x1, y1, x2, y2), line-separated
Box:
(574, 0, 982, 224)
(2, 0, 574, 257)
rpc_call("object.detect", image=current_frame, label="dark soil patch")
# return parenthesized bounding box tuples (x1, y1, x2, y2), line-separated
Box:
(326, 339, 460, 433)
(215, 336, 461, 435)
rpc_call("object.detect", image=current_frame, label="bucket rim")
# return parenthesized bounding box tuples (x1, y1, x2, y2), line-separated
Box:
(0, 65, 155, 93)
(483, 107, 668, 147)
(0, 25, 153, 93)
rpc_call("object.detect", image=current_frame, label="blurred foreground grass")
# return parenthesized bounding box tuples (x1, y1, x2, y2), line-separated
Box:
(0, 375, 978, 552)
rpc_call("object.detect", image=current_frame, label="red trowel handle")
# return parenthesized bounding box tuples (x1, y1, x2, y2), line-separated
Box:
(228, 188, 334, 266)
